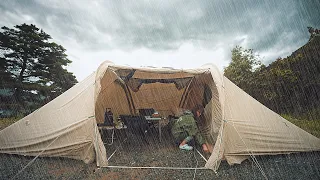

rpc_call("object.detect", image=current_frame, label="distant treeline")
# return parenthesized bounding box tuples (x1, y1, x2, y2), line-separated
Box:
(224, 32, 320, 120)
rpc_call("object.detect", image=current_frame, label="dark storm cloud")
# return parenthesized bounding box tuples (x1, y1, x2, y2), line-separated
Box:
(0, 0, 319, 63)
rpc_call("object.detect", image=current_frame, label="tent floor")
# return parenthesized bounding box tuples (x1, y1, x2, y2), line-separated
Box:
(101, 126, 210, 167)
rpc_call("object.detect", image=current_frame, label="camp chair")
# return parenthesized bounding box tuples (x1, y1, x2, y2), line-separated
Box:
(120, 115, 151, 144)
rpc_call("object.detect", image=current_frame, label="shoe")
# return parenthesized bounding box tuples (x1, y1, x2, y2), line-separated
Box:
(179, 144, 193, 151)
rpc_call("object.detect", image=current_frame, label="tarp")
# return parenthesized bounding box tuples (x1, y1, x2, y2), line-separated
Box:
(1, 61, 319, 171)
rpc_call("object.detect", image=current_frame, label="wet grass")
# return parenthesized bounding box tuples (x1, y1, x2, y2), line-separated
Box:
(1, 115, 320, 179)
(282, 114, 320, 138)
(0, 117, 21, 130)
(1, 130, 320, 180)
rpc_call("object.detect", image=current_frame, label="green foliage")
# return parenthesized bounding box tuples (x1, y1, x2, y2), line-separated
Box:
(264, 37, 320, 117)
(282, 114, 320, 138)
(224, 46, 262, 92)
(0, 116, 21, 130)
(0, 23, 77, 115)
(224, 34, 320, 120)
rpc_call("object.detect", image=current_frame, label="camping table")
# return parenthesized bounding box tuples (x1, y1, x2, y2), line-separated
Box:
(98, 125, 127, 143)
(145, 117, 163, 142)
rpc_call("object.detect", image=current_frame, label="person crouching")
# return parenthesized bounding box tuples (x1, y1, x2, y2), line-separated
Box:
(171, 105, 210, 153)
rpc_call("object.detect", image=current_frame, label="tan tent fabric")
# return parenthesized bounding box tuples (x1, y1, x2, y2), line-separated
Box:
(1, 61, 320, 172)
(129, 82, 185, 117)
(205, 76, 320, 171)
(0, 72, 107, 167)
(95, 68, 133, 123)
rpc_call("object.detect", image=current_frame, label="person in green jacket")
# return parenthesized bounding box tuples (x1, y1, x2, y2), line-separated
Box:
(170, 105, 209, 152)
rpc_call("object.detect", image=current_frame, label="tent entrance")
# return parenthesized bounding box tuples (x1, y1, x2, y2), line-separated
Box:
(95, 67, 221, 167)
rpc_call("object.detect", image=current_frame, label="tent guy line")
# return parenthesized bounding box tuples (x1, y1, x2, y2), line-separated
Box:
(107, 138, 127, 161)
(11, 118, 78, 179)
(105, 166, 207, 170)
(196, 148, 208, 162)
(231, 120, 268, 180)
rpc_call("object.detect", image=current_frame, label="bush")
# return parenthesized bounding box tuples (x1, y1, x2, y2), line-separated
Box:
(0, 117, 22, 130)
(282, 114, 320, 138)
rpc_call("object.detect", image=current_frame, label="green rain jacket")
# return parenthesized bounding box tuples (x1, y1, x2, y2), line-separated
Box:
(170, 114, 205, 145)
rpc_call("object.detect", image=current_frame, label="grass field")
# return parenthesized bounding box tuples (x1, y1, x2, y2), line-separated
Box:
(0, 117, 20, 130)
(282, 114, 320, 138)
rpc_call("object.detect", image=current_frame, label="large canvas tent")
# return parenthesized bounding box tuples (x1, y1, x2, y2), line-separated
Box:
(1, 61, 320, 172)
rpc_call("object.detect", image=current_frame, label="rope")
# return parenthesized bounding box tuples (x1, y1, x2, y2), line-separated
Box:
(106, 166, 207, 170)
(11, 138, 59, 179)
(107, 138, 127, 161)
(218, 78, 266, 177)
(192, 148, 199, 180)
(213, 120, 225, 173)
(196, 148, 208, 162)
(11, 116, 95, 179)
(231, 122, 268, 180)
(11, 116, 94, 179)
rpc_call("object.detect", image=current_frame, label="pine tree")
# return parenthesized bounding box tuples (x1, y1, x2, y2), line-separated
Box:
(0, 23, 77, 115)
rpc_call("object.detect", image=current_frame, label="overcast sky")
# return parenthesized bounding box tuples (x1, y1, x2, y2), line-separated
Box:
(1, 0, 319, 81)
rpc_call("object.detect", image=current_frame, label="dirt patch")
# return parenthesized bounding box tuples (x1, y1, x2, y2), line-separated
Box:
(99, 171, 121, 180)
